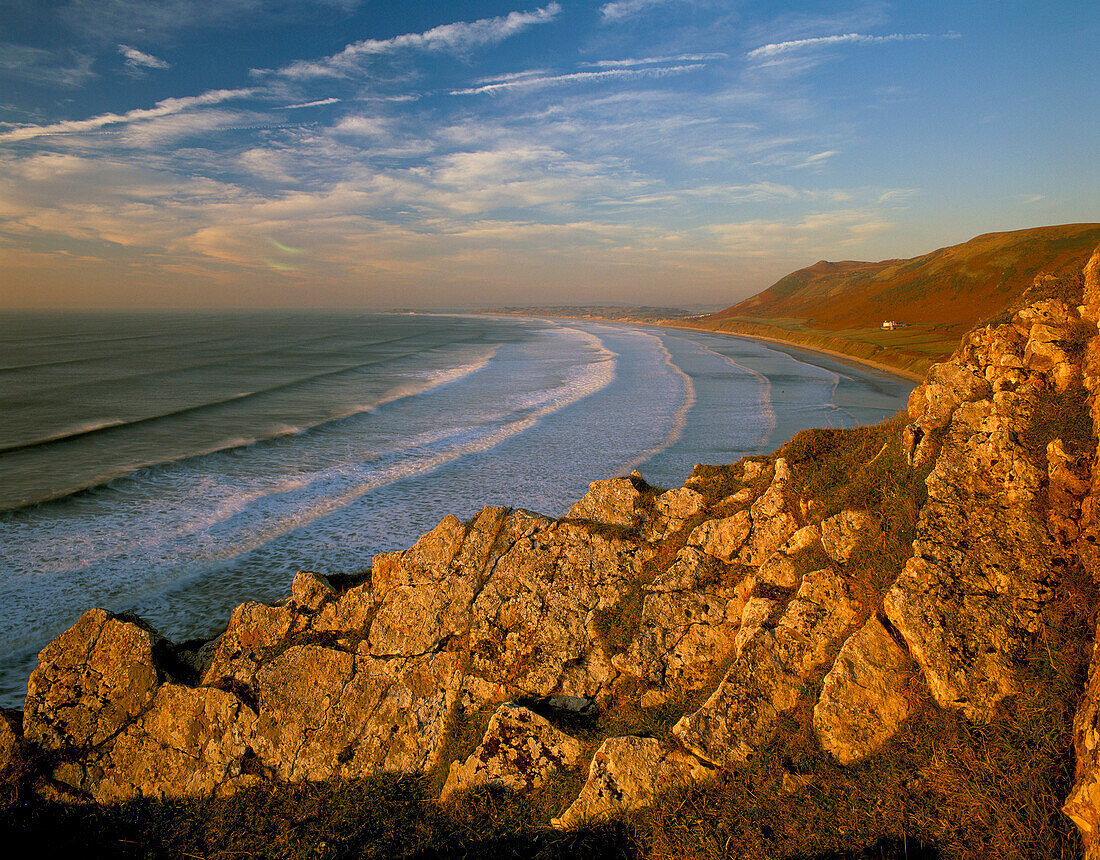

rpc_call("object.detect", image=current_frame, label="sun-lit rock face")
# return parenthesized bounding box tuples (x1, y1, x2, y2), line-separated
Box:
(11, 251, 1100, 855)
(440, 703, 584, 802)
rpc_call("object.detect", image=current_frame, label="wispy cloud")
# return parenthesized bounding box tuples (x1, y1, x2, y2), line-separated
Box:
(284, 97, 341, 109)
(599, 0, 679, 23)
(451, 63, 705, 96)
(266, 3, 562, 80)
(748, 32, 959, 59)
(0, 43, 96, 88)
(0, 87, 254, 143)
(118, 45, 170, 74)
(585, 53, 728, 68)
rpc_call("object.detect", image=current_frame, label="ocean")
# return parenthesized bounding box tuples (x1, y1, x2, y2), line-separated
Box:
(0, 311, 914, 707)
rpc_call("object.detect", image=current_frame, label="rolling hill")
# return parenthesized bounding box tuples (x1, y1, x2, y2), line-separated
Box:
(691, 223, 1100, 376)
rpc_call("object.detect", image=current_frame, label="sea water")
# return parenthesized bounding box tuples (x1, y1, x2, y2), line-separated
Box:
(0, 311, 913, 707)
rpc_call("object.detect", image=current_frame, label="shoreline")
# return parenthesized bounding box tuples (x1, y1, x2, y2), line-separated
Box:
(484, 311, 926, 384)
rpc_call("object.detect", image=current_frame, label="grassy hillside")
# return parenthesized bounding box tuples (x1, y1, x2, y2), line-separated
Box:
(690, 223, 1100, 376)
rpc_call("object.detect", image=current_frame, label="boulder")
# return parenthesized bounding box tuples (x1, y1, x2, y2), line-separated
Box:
(674, 568, 860, 767)
(820, 511, 882, 564)
(568, 478, 644, 527)
(885, 390, 1057, 721)
(88, 685, 258, 803)
(467, 521, 639, 699)
(440, 703, 583, 802)
(813, 615, 918, 764)
(24, 608, 160, 753)
(612, 581, 744, 692)
(250, 645, 463, 781)
(202, 601, 294, 689)
(551, 736, 713, 829)
(687, 511, 751, 564)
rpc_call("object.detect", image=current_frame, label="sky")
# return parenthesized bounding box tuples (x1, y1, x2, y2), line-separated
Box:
(0, 1, 1096, 310)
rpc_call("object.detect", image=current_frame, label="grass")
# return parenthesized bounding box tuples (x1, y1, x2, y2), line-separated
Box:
(2, 410, 1092, 859)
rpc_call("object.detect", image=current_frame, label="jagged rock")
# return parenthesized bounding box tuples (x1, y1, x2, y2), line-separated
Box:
(369, 510, 505, 656)
(250, 645, 462, 781)
(657, 487, 705, 520)
(612, 577, 745, 692)
(642, 487, 705, 541)
(568, 478, 644, 527)
(24, 608, 160, 753)
(290, 570, 336, 612)
(202, 601, 294, 689)
(311, 580, 376, 638)
(734, 596, 782, 657)
(813, 615, 918, 764)
(687, 511, 751, 564)
(885, 388, 1058, 721)
(906, 361, 992, 467)
(1048, 438, 1092, 544)
(755, 525, 821, 590)
(1064, 616, 1100, 856)
(85, 685, 258, 803)
(741, 460, 769, 482)
(739, 511, 799, 567)
(551, 736, 713, 829)
(467, 520, 639, 698)
(674, 568, 860, 768)
(820, 511, 881, 564)
(737, 461, 799, 566)
(648, 546, 713, 593)
(440, 703, 583, 802)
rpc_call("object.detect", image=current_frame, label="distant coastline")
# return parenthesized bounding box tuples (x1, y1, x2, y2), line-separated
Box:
(483, 307, 926, 383)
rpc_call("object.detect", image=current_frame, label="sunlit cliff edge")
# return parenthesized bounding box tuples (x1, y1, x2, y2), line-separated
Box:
(4, 249, 1100, 858)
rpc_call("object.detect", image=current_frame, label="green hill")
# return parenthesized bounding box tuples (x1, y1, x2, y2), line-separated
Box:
(691, 223, 1100, 376)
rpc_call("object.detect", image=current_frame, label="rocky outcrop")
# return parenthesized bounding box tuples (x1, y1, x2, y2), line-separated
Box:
(551, 736, 714, 829)
(8, 255, 1100, 856)
(674, 566, 861, 767)
(813, 615, 918, 764)
(440, 703, 583, 802)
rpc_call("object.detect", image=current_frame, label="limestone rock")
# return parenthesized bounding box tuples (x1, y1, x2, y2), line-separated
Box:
(753, 525, 819, 591)
(820, 511, 882, 564)
(0, 709, 23, 784)
(369, 510, 508, 657)
(88, 685, 258, 803)
(906, 361, 992, 467)
(885, 387, 1057, 721)
(674, 568, 860, 768)
(250, 645, 462, 781)
(1065, 615, 1100, 856)
(734, 596, 782, 657)
(813, 615, 917, 764)
(568, 478, 643, 527)
(648, 546, 714, 593)
(24, 608, 160, 753)
(687, 511, 751, 564)
(440, 704, 583, 802)
(737, 463, 799, 566)
(551, 736, 713, 829)
(657, 487, 705, 520)
(612, 581, 744, 692)
(467, 520, 639, 698)
(202, 601, 294, 689)
(289, 570, 336, 612)
(642, 487, 705, 541)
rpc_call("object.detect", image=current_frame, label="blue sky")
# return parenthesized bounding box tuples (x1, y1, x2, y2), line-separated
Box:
(0, 1, 1096, 309)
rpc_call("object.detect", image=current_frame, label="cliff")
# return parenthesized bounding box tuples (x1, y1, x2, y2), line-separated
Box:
(4, 250, 1100, 858)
